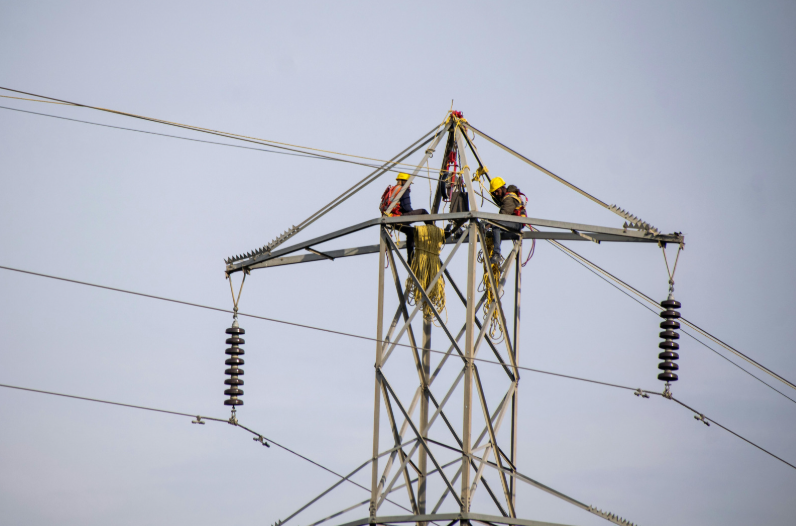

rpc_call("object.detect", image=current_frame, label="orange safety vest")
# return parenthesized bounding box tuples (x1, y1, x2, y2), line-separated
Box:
(380, 185, 403, 216)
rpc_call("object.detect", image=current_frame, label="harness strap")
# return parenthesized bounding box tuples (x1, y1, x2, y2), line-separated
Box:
(505, 192, 527, 217)
(381, 185, 403, 216)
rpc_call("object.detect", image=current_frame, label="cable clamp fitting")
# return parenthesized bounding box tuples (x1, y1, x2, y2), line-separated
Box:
(191, 416, 205, 425)
(662, 383, 673, 399)
(228, 407, 239, 426)
(633, 388, 650, 399)
(694, 413, 710, 427)
(253, 435, 271, 447)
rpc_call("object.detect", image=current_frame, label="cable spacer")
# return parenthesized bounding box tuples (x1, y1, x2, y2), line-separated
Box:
(633, 388, 650, 399)
(191, 416, 205, 425)
(253, 435, 271, 447)
(694, 413, 710, 426)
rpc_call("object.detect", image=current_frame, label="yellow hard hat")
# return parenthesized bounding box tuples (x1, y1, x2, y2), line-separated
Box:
(489, 176, 506, 193)
(396, 172, 410, 181)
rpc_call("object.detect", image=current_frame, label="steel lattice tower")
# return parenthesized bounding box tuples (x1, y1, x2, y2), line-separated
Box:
(225, 114, 682, 526)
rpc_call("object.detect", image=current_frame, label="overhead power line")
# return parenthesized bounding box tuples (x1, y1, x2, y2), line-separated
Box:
(0, 382, 413, 514)
(0, 264, 652, 393)
(1, 264, 794, 472)
(3, 375, 793, 475)
(4, 91, 788, 398)
(0, 382, 228, 422)
(0, 105, 445, 182)
(0, 87, 442, 173)
(542, 237, 796, 401)
(0, 94, 71, 105)
(5, 84, 794, 512)
(669, 396, 796, 470)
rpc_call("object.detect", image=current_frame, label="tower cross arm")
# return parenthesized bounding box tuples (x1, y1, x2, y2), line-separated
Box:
(232, 212, 683, 272)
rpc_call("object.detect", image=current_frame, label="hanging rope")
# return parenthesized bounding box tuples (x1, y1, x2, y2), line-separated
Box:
(404, 225, 446, 320)
(472, 165, 490, 207)
(477, 235, 504, 340)
(383, 227, 403, 269)
(427, 156, 433, 210)
(522, 238, 536, 267)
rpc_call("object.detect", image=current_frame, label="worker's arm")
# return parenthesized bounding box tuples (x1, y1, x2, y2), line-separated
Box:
(400, 186, 413, 213)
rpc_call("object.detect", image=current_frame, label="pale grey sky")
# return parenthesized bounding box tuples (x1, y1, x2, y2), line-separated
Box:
(1, 2, 795, 526)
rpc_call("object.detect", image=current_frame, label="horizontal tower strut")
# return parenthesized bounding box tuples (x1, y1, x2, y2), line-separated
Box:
(227, 212, 683, 273)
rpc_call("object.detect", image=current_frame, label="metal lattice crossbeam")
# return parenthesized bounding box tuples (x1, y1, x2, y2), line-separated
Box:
(226, 212, 682, 274)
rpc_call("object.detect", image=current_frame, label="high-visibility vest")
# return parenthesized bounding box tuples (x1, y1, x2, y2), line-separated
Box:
(380, 185, 403, 216)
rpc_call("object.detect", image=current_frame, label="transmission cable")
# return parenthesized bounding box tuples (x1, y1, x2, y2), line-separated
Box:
(0, 264, 654, 392)
(0, 382, 413, 513)
(0, 88, 437, 173)
(668, 395, 796, 470)
(4, 87, 793, 473)
(0, 382, 228, 422)
(540, 237, 796, 403)
(0, 86, 454, 259)
(0, 105, 446, 182)
(8, 97, 782, 393)
(1, 264, 794, 472)
(0, 261, 789, 401)
(3, 376, 794, 476)
(466, 124, 792, 395)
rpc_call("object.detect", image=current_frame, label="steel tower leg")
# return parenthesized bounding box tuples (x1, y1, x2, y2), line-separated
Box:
(418, 316, 431, 525)
(510, 240, 522, 510)
(461, 220, 478, 515)
(370, 232, 386, 520)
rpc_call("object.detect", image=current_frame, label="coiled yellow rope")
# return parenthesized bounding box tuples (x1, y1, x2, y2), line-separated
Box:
(405, 225, 446, 320)
(477, 235, 503, 340)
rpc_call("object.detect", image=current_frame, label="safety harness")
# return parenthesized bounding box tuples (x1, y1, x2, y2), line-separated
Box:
(380, 185, 403, 216)
(504, 191, 528, 217)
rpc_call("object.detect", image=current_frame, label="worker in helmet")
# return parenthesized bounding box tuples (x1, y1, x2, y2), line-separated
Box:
(488, 176, 527, 264)
(379, 172, 430, 264)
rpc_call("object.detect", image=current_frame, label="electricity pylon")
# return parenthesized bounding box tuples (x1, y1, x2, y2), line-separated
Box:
(225, 114, 682, 526)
